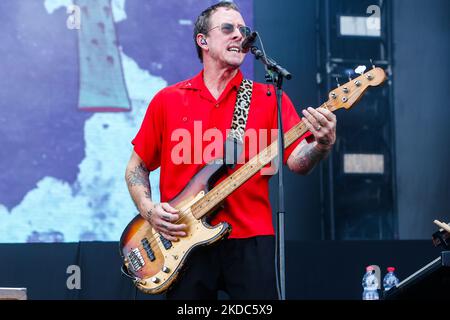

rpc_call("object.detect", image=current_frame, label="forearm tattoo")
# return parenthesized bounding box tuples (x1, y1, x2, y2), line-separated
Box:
(144, 202, 158, 221)
(126, 163, 150, 189)
(291, 142, 330, 174)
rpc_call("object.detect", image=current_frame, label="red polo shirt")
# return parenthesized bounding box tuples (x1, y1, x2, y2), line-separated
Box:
(132, 70, 312, 238)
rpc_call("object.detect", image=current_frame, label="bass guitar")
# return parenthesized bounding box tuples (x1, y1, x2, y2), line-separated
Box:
(120, 67, 387, 294)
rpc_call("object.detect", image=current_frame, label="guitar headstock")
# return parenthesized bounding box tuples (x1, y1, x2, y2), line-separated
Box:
(326, 67, 387, 112)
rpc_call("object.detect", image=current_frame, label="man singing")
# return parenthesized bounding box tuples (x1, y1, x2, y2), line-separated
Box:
(125, 1, 336, 300)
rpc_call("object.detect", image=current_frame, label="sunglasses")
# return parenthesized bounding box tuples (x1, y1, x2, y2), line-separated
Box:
(206, 23, 252, 38)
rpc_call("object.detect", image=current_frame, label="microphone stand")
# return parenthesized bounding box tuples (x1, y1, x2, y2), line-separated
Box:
(249, 45, 292, 300)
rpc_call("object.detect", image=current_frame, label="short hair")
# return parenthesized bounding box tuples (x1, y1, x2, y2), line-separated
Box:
(193, 1, 241, 63)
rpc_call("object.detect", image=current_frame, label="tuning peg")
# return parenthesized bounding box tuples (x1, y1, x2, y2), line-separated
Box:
(370, 59, 376, 69)
(355, 65, 367, 75)
(335, 77, 340, 87)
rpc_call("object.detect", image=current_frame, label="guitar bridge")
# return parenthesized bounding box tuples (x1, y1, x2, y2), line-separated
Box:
(128, 248, 145, 272)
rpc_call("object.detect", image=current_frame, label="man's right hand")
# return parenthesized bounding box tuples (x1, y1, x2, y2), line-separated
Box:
(141, 202, 187, 241)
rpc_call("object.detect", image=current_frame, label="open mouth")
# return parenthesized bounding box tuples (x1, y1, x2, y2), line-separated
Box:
(227, 46, 241, 53)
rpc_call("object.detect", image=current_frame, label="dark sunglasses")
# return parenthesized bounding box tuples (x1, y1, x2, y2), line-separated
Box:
(206, 23, 252, 38)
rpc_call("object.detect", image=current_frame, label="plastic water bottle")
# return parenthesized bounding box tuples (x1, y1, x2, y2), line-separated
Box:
(362, 266, 380, 300)
(383, 267, 399, 292)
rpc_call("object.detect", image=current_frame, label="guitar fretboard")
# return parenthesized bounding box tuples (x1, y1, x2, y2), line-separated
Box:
(191, 102, 334, 219)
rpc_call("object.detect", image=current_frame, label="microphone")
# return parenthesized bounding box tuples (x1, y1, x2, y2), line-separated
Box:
(241, 31, 257, 53)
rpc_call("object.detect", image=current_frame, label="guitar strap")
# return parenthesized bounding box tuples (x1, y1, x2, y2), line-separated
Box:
(228, 79, 253, 143)
(224, 79, 253, 168)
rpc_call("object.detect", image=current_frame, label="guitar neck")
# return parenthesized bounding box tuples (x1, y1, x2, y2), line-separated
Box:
(191, 102, 335, 219)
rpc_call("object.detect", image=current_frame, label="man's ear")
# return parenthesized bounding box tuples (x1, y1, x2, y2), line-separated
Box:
(197, 34, 208, 48)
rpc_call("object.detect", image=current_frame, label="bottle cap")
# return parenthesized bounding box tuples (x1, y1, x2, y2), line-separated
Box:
(387, 267, 396, 272)
(366, 266, 375, 272)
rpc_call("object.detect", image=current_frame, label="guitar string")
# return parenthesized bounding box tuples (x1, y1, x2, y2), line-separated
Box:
(130, 148, 274, 257)
(129, 104, 335, 258)
(134, 75, 377, 262)
(129, 122, 307, 258)
(127, 97, 358, 262)
(128, 118, 317, 260)
(127, 82, 381, 279)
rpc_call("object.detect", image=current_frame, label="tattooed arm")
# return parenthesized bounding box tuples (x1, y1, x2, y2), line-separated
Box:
(287, 140, 331, 175)
(125, 151, 186, 241)
(125, 151, 154, 213)
(287, 107, 337, 175)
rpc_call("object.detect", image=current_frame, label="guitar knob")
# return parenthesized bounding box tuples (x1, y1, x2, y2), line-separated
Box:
(366, 73, 374, 80)
(343, 87, 349, 94)
(162, 266, 170, 273)
(330, 92, 337, 99)
(354, 80, 361, 87)
(151, 277, 160, 284)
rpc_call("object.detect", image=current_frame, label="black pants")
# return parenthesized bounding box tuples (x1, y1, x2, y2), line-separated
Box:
(165, 235, 278, 300)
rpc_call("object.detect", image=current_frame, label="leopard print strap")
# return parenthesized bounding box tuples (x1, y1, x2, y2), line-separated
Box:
(228, 79, 253, 143)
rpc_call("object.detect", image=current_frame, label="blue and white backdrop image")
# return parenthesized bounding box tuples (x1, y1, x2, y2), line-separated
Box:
(0, 0, 253, 243)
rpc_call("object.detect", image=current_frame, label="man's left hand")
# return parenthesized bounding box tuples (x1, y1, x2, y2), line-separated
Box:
(301, 107, 337, 151)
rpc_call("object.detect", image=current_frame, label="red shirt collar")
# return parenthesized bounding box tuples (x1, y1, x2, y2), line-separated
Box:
(184, 69, 244, 93)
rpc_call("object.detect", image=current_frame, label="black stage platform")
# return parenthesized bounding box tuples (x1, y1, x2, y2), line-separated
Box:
(0, 240, 443, 299)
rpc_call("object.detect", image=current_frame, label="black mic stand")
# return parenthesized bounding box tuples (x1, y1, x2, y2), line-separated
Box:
(249, 45, 292, 300)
